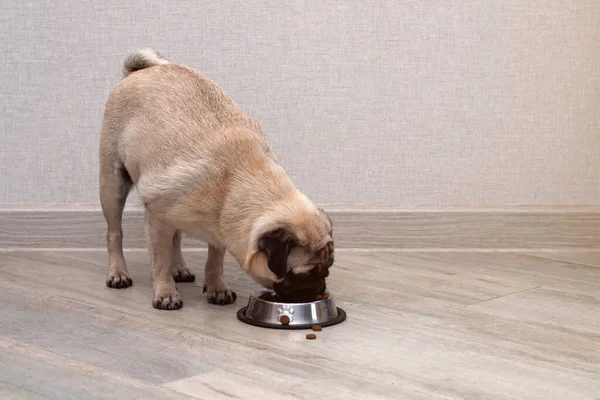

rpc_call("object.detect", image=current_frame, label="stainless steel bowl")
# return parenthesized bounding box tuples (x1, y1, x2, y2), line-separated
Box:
(237, 290, 347, 329)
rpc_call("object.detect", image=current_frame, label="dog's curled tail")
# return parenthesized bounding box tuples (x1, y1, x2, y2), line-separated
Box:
(123, 48, 169, 78)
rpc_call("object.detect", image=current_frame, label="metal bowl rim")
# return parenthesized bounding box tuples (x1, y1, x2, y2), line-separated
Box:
(248, 289, 333, 306)
(237, 306, 347, 330)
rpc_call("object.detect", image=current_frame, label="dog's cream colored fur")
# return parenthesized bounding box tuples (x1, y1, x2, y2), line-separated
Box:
(99, 49, 333, 309)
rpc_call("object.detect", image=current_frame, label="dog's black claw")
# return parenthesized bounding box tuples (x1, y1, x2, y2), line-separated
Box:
(206, 289, 237, 306)
(174, 270, 196, 283)
(106, 275, 132, 289)
(153, 297, 182, 310)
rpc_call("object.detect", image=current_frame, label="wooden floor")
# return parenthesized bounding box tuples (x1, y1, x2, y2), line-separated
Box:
(0, 250, 599, 399)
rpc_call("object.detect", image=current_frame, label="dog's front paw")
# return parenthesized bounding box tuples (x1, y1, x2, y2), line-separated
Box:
(203, 285, 237, 305)
(106, 272, 132, 289)
(173, 267, 196, 283)
(152, 291, 183, 310)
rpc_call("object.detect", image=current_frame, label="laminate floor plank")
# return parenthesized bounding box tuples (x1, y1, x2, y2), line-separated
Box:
(1, 250, 599, 399)
(0, 382, 48, 400)
(396, 252, 600, 293)
(520, 251, 600, 268)
(467, 286, 600, 335)
(0, 338, 199, 400)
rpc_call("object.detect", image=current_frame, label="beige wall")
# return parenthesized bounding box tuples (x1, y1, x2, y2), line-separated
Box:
(1, 1, 598, 205)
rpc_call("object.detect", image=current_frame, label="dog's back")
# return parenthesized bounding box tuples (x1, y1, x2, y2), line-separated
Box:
(101, 49, 265, 185)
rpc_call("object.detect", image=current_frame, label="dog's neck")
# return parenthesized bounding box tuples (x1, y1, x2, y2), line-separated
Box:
(219, 156, 314, 267)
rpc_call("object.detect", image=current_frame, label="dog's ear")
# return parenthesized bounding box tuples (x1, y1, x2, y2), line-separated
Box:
(317, 208, 333, 235)
(257, 227, 297, 279)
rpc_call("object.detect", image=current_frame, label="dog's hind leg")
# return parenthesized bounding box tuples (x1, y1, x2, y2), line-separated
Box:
(99, 138, 133, 289)
(172, 230, 196, 283)
(145, 210, 182, 310)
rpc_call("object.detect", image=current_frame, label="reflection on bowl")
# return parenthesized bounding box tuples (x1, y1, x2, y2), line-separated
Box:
(237, 290, 347, 330)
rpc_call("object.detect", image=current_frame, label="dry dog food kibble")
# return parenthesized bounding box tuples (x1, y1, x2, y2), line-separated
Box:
(312, 325, 322, 331)
(315, 294, 323, 300)
(306, 333, 317, 340)
(280, 315, 290, 325)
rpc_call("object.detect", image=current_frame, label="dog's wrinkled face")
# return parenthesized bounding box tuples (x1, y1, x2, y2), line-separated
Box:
(245, 208, 334, 302)
(272, 237, 333, 302)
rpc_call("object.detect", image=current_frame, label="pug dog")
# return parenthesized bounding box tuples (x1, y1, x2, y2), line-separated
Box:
(99, 49, 334, 310)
